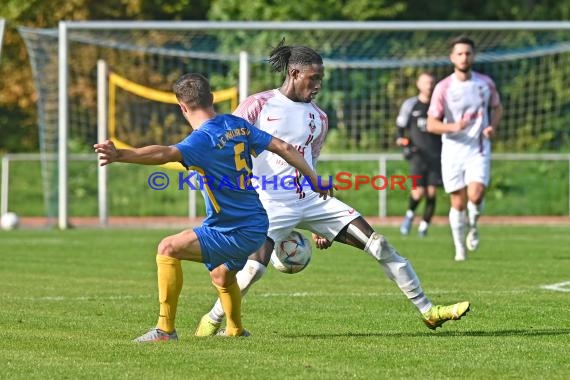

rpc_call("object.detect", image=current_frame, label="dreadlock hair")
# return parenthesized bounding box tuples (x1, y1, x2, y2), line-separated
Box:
(267, 38, 323, 73)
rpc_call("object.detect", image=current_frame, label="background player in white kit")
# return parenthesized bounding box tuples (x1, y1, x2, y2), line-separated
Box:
(427, 36, 503, 261)
(195, 39, 470, 335)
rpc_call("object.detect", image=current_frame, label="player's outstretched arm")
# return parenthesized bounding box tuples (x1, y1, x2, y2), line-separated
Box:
(93, 139, 182, 166)
(266, 137, 331, 198)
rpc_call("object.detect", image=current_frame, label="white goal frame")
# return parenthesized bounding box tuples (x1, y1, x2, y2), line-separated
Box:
(0, 19, 5, 58)
(57, 20, 570, 228)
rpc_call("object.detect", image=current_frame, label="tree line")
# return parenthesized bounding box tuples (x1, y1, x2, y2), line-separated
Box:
(1, 0, 568, 152)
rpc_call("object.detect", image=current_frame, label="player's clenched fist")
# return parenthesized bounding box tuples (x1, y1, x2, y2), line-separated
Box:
(93, 139, 119, 166)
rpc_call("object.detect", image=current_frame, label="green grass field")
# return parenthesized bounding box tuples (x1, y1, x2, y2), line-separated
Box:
(1, 225, 569, 379)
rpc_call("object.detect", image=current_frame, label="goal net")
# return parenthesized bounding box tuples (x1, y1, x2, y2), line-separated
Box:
(18, 22, 570, 221)
(107, 71, 237, 171)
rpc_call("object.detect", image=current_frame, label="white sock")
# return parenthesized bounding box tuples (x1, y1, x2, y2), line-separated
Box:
(405, 209, 414, 218)
(449, 208, 466, 252)
(364, 233, 432, 313)
(208, 259, 266, 323)
(418, 220, 429, 232)
(467, 201, 482, 228)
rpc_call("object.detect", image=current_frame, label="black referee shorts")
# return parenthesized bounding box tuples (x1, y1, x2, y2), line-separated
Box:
(409, 154, 442, 187)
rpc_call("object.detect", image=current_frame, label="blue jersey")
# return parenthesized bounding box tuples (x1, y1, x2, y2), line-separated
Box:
(175, 114, 272, 233)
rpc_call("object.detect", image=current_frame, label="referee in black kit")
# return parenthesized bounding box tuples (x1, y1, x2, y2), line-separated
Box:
(396, 73, 442, 237)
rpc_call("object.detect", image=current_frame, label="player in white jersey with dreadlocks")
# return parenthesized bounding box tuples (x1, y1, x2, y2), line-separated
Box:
(236, 87, 328, 204)
(427, 35, 503, 261)
(195, 39, 470, 335)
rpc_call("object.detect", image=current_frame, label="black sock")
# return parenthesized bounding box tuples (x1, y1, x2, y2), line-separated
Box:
(408, 195, 420, 212)
(423, 196, 436, 223)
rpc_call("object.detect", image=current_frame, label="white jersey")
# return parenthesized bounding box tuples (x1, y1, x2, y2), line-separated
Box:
(233, 89, 328, 201)
(428, 72, 501, 159)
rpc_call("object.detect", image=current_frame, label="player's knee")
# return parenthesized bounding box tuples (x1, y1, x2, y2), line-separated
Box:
(157, 237, 176, 257)
(450, 195, 466, 211)
(365, 232, 399, 262)
(210, 268, 235, 288)
(411, 188, 424, 199)
(468, 183, 486, 201)
(468, 194, 484, 204)
(210, 271, 223, 288)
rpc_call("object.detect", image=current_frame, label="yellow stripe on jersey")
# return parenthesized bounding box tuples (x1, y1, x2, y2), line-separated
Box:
(189, 166, 221, 214)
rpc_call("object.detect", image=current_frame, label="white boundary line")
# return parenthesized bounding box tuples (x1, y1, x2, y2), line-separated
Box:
(4, 283, 568, 303)
(1, 288, 538, 302)
(0, 19, 5, 58)
(540, 281, 570, 292)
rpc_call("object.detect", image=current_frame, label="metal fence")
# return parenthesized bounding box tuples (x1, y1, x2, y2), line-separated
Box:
(2, 153, 570, 223)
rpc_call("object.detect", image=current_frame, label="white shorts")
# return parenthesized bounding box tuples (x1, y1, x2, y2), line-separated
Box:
(260, 192, 361, 243)
(441, 153, 490, 193)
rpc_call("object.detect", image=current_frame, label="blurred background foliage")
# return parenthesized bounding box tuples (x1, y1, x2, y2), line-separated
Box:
(1, 0, 569, 153)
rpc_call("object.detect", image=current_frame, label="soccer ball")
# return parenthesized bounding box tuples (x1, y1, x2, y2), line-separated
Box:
(1, 212, 20, 230)
(270, 231, 312, 274)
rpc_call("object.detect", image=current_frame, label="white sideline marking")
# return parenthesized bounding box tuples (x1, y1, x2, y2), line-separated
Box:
(16, 294, 152, 301)
(2, 288, 536, 302)
(540, 281, 570, 292)
(258, 289, 532, 297)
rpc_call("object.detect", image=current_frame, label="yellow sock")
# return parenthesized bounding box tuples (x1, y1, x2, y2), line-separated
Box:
(156, 255, 183, 333)
(214, 280, 243, 336)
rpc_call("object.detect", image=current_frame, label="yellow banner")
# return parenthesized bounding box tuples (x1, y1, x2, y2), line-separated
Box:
(107, 72, 238, 172)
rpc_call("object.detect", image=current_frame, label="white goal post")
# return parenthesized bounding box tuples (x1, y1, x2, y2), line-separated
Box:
(53, 20, 570, 228)
(0, 19, 5, 58)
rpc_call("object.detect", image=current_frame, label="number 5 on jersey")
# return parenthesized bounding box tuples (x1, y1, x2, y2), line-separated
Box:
(234, 142, 253, 189)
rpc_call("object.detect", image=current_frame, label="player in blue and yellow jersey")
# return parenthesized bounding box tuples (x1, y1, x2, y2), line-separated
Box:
(94, 73, 330, 342)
